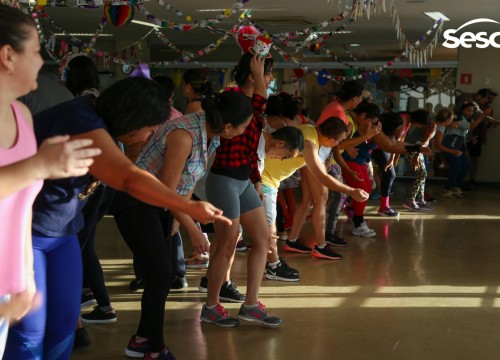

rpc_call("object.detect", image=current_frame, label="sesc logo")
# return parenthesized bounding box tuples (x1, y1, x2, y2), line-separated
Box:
(443, 18, 500, 48)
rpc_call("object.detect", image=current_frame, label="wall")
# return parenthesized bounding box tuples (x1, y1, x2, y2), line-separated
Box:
(457, 47, 500, 183)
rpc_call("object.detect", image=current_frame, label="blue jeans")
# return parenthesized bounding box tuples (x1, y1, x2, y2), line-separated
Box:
(442, 152, 470, 190)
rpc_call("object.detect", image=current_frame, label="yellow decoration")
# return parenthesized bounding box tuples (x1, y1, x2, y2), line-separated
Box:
(224, 8, 231, 16)
(429, 68, 442, 80)
(186, 15, 191, 22)
(85, 47, 91, 54)
(36, 0, 47, 5)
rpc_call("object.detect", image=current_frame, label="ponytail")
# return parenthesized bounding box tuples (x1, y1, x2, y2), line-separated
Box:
(202, 91, 253, 133)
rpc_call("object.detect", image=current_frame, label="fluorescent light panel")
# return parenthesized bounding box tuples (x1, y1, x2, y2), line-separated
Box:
(424, 12, 450, 21)
(54, 33, 114, 37)
(131, 19, 163, 28)
(196, 7, 288, 12)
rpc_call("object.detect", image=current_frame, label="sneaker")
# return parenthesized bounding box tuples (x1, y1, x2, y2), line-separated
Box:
(81, 306, 117, 324)
(424, 193, 437, 203)
(265, 262, 300, 282)
(441, 189, 457, 198)
(198, 276, 208, 293)
(416, 201, 434, 211)
(325, 233, 348, 247)
(73, 327, 91, 351)
(279, 257, 299, 275)
(200, 303, 239, 327)
(235, 238, 247, 252)
(377, 207, 399, 217)
(452, 188, 466, 198)
(311, 244, 343, 260)
(282, 239, 312, 254)
(238, 302, 282, 327)
(144, 348, 176, 360)
(219, 281, 245, 303)
(352, 223, 376, 238)
(125, 335, 149, 358)
(129, 278, 145, 292)
(403, 200, 420, 212)
(185, 253, 209, 269)
(277, 231, 288, 241)
(171, 277, 188, 289)
(81, 292, 97, 308)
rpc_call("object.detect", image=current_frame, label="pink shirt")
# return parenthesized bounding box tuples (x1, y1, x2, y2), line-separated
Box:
(0, 102, 42, 296)
(317, 100, 348, 125)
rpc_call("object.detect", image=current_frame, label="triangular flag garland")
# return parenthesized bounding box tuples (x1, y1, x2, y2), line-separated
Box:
(12, 0, 446, 81)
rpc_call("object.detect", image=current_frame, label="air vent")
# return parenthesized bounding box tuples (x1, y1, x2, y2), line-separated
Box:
(252, 16, 318, 26)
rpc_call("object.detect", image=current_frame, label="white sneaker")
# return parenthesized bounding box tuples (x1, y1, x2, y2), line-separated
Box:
(352, 223, 376, 238)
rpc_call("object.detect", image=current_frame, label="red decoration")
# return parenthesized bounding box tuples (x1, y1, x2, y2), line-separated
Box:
(104, 4, 134, 28)
(293, 69, 305, 78)
(235, 25, 261, 53)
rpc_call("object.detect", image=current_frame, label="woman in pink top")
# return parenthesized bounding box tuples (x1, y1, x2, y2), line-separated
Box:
(0, 6, 100, 356)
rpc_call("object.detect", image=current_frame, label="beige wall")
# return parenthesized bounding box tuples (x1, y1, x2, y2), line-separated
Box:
(457, 47, 500, 182)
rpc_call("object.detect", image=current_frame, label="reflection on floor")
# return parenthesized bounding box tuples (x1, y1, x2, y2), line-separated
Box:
(73, 184, 500, 360)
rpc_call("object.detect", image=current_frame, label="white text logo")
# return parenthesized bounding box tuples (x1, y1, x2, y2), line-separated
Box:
(443, 18, 500, 48)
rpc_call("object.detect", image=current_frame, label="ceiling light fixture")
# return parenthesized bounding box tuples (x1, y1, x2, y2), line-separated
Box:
(131, 19, 163, 28)
(349, 43, 361, 47)
(54, 33, 114, 37)
(196, 7, 288, 12)
(424, 12, 450, 21)
(316, 31, 353, 35)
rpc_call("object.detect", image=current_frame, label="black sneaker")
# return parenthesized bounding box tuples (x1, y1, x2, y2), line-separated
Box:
(125, 335, 149, 358)
(311, 244, 343, 260)
(81, 306, 117, 324)
(129, 278, 145, 292)
(265, 262, 300, 282)
(219, 281, 245, 303)
(73, 327, 91, 351)
(325, 233, 348, 247)
(279, 257, 299, 275)
(282, 239, 312, 253)
(198, 276, 208, 293)
(81, 292, 97, 308)
(171, 277, 188, 289)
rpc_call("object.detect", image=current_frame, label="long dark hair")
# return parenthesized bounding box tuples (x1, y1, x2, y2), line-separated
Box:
(183, 69, 213, 97)
(201, 91, 253, 133)
(96, 77, 170, 136)
(0, 4, 36, 53)
(233, 52, 274, 86)
(336, 80, 364, 102)
(65, 56, 100, 96)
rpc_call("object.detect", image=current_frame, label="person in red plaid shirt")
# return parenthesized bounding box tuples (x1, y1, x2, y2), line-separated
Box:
(201, 52, 283, 327)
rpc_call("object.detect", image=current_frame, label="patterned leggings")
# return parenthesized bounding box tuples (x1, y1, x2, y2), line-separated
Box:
(325, 164, 347, 236)
(404, 152, 426, 202)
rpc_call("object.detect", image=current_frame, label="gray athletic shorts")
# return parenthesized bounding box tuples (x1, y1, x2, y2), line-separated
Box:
(205, 172, 263, 220)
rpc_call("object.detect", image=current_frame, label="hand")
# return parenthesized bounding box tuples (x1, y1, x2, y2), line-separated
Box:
(250, 54, 265, 79)
(254, 182, 264, 202)
(483, 107, 493, 116)
(452, 150, 462, 156)
(366, 122, 382, 138)
(35, 136, 102, 179)
(349, 169, 363, 182)
(349, 188, 369, 202)
(0, 276, 41, 321)
(384, 161, 394, 172)
(187, 200, 232, 226)
(189, 231, 211, 254)
(345, 147, 358, 158)
(419, 146, 432, 156)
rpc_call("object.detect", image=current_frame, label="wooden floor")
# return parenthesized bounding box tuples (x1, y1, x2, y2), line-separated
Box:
(73, 183, 500, 360)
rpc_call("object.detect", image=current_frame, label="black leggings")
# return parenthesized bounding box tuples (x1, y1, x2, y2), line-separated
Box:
(371, 149, 396, 197)
(113, 192, 174, 353)
(79, 185, 116, 307)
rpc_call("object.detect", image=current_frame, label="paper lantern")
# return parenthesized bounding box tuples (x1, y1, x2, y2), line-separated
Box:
(104, 4, 134, 28)
(235, 26, 261, 54)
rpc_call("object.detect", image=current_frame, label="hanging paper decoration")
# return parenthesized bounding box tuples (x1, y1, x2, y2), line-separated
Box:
(317, 70, 329, 86)
(129, 63, 151, 78)
(236, 25, 261, 54)
(103, 4, 134, 27)
(293, 69, 305, 79)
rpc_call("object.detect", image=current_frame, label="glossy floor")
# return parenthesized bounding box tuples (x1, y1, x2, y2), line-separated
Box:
(74, 185, 500, 360)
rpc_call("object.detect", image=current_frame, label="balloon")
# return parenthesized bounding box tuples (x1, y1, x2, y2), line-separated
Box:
(236, 26, 261, 54)
(293, 69, 305, 79)
(104, 5, 134, 28)
(317, 70, 329, 86)
(129, 63, 151, 79)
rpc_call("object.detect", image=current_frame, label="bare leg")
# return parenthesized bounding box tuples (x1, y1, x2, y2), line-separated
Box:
(288, 169, 311, 240)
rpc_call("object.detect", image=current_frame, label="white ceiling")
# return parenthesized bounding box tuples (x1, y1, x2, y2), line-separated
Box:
(40, 0, 500, 65)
